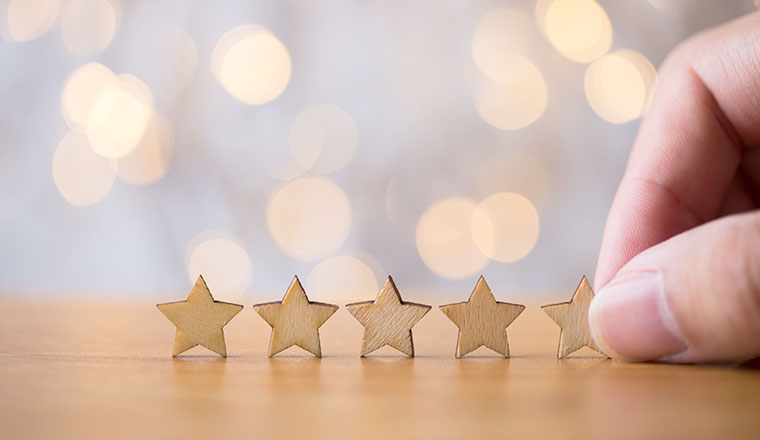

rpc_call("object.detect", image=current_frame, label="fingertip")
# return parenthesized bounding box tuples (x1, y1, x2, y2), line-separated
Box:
(588, 271, 688, 361)
(588, 297, 632, 361)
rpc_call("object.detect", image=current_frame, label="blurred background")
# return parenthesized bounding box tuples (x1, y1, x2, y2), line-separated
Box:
(0, 0, 755, 304)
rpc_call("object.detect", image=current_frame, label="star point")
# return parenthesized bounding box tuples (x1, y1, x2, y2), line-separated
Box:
(156, 275, 243, 357)
(253, 275, 338, 357)
(346, 276, 431, 357)
(439, 276, 525, 358)
(542, 275, 609, 359)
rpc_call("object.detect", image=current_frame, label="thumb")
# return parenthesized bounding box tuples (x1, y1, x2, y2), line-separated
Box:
(588, 211, 760, 362)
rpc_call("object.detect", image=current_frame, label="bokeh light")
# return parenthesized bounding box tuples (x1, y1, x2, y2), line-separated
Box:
(60, 0, 118, 57)
(471, 8, 535, 83)
(52, 131, 116, 206)
(289, 104, 358, 173)
(416, 198, 489, 280)
(62, 65, 157, 161)
(116, 73, 154, 108)
(85, 82, 151, 159)
(267, 177, 352, 260)
(112, 113, 173, 186)
(471, 192, 540, 263)
(539, 0, 612, 63)
(584, 49, 657, 123)
(186, 232, 252, 301)
(473, 54, 547, 130)
(211, 25, 291, 105)
(61, 63, 119, 130)
(6, 0, 59, 42)
(306, 255, 378, 302)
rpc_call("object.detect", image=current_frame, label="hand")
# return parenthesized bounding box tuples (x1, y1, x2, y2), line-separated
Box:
(588, 12, 760, 363)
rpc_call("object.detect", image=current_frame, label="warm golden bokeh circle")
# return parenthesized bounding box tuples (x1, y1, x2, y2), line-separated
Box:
(61, 64, 157, 160)
(417, 192, 541, 277)
(473, 54, 547, 131)
(416, 197, 490, 279)
(585, 49, 657, 123)
(211, 25, 291, 105)
(52, 131, 117, 206)
(86, 88, 150, 159)
(267, 177, 352, 260)
(60, 0, 118, 57)
(116, 73, 154, 109)
(539, 0, 612, 63)
(6, 0, 59, 42)
(471, 192, 540, 263)
(112, 113, 173, 186)
(61, 63, 120, 130)
(59, 63, 168, 189)
(187, 232, 252, 301)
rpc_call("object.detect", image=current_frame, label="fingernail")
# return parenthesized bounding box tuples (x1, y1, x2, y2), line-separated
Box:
(588, 271, 688, 361)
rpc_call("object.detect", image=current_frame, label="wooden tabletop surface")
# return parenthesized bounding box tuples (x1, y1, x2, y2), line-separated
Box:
(0, 299, 758, 440)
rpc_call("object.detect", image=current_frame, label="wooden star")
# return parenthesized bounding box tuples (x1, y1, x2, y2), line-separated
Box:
(439, 276, 525, 358)
(346, 276, 431, 357)
(542, 275, 609, 359)
(253, 275, 338, 357)
(156, 275, 243, 357)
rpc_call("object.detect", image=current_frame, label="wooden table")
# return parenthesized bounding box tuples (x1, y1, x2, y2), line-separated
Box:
(0, 300, 758, 439)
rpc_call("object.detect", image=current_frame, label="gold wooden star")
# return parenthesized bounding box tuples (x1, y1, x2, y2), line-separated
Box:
(439, 276, 525, 358)
(253, 275, 338, 357)
(156, 275, 243, 357)
(542, 275, 609, 359)
(346, 276, 431, 357)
